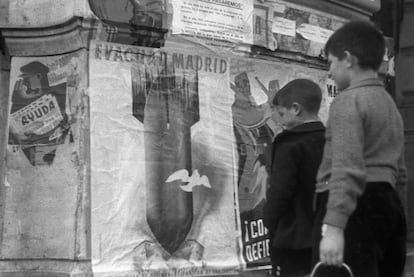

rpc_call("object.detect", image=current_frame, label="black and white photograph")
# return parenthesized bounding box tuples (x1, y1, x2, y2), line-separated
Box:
(0, 0, 412, 277)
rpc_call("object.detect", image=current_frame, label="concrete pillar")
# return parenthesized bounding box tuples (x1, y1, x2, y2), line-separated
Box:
(0, 1, 93, 275)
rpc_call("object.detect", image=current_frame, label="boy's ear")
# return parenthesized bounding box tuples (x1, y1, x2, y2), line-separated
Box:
(344, 50, 358, 68)
(292, 102, 302, 115)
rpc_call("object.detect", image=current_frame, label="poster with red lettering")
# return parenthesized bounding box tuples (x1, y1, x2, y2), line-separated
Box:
(89, 41, 242, 277)
(230, 57, 331, 268)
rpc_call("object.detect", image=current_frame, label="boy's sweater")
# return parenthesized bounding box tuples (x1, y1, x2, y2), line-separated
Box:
(316, 78, 406, 229)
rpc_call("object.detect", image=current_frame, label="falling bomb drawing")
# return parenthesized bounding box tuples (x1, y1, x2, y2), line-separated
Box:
(132, 63, 200, 255)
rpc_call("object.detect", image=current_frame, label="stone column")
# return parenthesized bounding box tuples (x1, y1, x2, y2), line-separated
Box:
(0, 1, 93, 275)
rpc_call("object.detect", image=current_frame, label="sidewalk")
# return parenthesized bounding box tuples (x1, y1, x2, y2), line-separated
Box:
(214, 243, 414, 277)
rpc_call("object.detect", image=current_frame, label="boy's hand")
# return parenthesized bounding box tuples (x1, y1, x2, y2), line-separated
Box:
(319, 224, 344, 266)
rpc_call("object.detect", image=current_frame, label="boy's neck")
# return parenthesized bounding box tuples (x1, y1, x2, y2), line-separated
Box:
(293, 115, 320, 127)
(302, 115, 320, 124)
(349, 68, 378, 87)
(303, 119, 320, 123)
(301, 111, 320, 121)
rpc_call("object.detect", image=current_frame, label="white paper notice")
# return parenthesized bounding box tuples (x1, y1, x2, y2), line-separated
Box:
(271, 1, 286, 14)
(296, 23, 333, 44)
(272, 17, 296, 37)
(172, 0, 254, 44)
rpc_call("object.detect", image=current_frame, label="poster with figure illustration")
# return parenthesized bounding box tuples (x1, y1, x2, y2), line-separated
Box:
(89, 41, 242, 277)
(8, 53, 80, 166)
(4, 51, 85, 260)
(231, 57, 331, 268)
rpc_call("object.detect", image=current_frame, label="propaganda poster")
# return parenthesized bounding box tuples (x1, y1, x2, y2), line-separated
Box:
(231, 57, 331, 268)
(89, 41, 242, 277)
(5, 52, 85, 258)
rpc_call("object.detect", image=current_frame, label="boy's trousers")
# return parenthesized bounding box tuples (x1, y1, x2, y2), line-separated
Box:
(312, 182, 406, 277)
(270, 246, 312, 277)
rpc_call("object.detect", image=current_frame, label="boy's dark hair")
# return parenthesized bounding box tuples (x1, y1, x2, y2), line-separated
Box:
(324, 20, 385, 71)
(273, 79, 322, 114)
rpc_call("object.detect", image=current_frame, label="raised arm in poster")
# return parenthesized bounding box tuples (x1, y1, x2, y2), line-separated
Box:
(8, 54, 79, 166)
(90, 41, 242, 277)
(230, 58, 331, 269)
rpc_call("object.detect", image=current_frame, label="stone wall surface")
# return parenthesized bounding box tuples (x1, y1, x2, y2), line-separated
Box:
(0, 0, 92, 28)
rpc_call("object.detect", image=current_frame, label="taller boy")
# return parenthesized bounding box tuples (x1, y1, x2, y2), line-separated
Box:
(313, 21, 407, 277)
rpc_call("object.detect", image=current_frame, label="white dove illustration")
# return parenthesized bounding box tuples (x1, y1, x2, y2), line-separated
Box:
(165, 169, 212, 192)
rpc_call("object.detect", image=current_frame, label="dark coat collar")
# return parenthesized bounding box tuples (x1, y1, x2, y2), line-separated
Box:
(288, 121, 325, 132)
(276, 121, 325, 140)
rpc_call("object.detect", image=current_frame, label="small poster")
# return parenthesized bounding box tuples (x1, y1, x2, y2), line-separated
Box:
(272, 17, 296, 37)
(8, 53, 80, 165)
(296, 23, 334, 44)
(172, 0, 254, 44)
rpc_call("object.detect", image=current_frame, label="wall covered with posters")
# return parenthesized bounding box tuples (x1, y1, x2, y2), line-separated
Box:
(0, 0, 357, 276)
(89, 0, 347, 56)
(87, 40, 333, 276)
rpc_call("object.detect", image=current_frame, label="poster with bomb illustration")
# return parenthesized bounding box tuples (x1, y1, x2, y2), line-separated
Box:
(8, 53, 80, 166)
(231, 57, 331, 268)
(90, 41, 242, 276)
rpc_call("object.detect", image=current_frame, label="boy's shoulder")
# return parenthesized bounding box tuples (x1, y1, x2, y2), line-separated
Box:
(273, 122, 325, 146)
(281, 121, 325, 136)
(272, 122, 325, 164)
(332, 78, 390, 110)
(336, 78, 385, 99)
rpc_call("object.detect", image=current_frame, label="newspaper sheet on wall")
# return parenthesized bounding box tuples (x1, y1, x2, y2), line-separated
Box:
(89, 41, 242, 277)
(171, 0, 254, 45)
(230, 57, 332, 268)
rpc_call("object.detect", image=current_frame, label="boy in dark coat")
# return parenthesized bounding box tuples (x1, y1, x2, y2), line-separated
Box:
(263, 79, 325, 277)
